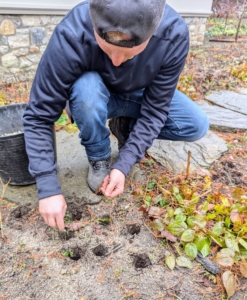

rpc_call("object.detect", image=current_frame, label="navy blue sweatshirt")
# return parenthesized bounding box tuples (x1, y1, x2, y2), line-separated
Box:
(23, 1, 189, 200)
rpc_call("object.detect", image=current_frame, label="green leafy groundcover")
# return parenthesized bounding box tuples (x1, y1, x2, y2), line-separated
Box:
(134, 166, 247, 297)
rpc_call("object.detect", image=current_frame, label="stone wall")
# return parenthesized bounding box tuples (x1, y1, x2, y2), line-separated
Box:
(0, 15, 207, 83)
(184, 17, 207, 46)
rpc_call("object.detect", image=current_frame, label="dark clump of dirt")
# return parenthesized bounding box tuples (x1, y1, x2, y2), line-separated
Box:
(221, 160, 235, 169)
(61, 246, 86, 261)
(92, 244, 107, 256)
(212, 174, 220, 181)
(11, 204, 32, 219)
(58, 230, 75, 240)
(69, 246, 87, 261)
(133, 253, 151, 269)
(67, 201, 91, 221)
(127, 224, 141, 235)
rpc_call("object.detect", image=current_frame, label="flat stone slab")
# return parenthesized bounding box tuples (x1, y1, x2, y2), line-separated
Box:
(238, 88, 247, 95)
(197, 100, 247, 131)
(147, 130, 228, 172)
(205, 91, 247, 115)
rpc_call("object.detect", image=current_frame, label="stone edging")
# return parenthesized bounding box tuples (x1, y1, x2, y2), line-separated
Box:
(0, 15, 207, 83)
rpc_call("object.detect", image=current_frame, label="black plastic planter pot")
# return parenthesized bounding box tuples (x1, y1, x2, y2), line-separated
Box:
(0, 103, 34, 185)
(0, 104, 57, 186)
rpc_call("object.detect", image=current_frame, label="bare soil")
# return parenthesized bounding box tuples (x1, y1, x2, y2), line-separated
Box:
(1, 129, 247, 300)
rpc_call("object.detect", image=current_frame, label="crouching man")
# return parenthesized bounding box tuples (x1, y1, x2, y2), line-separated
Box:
(23, 0, 209, 230)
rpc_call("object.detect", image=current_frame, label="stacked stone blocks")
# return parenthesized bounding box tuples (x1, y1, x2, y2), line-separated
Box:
(0, 15, 207, 83)
(0, 15, 63, 83)
(184, 17, 207, 45)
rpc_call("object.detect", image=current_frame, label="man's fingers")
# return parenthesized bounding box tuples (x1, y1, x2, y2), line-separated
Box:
(104, 180, 116, 197)
(100, 175, 110, 193)
(39, 194, 67, 231)
(56, 215, 65, 231)
(107, 187, 122, 198)
(47, 217, 57, 228)
(101, 176, 110, 190)
(105, 181, 124, 198)
(43, 215, 49, 226)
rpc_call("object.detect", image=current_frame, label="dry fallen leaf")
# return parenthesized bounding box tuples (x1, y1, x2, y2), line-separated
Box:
(148, 206, 162, 218)
(215, 248, 235, 267)
(160, 230, 177, 242)
(165, 254, 176, 270)
(230, 209, 242, 224)
(240, 262, 247, 278)
(222, 270, 236, 299)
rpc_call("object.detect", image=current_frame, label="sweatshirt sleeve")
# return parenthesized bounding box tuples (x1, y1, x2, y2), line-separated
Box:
(23, 24, 88, 200)
(112, 28, 190, 176)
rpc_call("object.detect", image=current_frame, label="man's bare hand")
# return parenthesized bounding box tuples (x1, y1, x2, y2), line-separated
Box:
(39, 194, 67, 231)
(100, 169, 125, 199)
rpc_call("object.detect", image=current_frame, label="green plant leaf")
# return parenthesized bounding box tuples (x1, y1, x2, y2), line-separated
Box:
(176, 256, 193, 269)
(194, 214, 206, 229)
(195, 236, 211, 257)
(195, 236, 209, 251)
(148, 182, 155, 189)
(187, 216, 195, 228)
(201, 243, 210, 257)
(150, 219, 165, 231)
(173, 186, 179, 194)
(167, 220, 187, 236)
(165, 254, 176, 270)
(225, 216, 231, 228)
(206, 213, 217, 220)
(210, 235, 225, 248)
(175, 213, 187, 222)
(239, 238, 247, 250)
(181, 229, 195, 242)
(185, 243, 198, 260)
(167, 209, 174, 218)
(225, 234, 240, 253)
(212, 221, 224, 236)
(220, 196, 230, 207)
(222, 270, 236, 299)
(174, 207, 184, 215)
(64, 123, 78, 133)
(55, 114, 68, 125)
(240, 246, 247, 259)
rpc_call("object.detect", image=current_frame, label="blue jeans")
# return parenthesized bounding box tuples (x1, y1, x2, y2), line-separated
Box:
(69, 71, 209, 161)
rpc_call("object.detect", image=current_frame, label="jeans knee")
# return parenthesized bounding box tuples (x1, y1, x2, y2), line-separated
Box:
(70, 71, 109, 111)
(189, 112, 209, 142)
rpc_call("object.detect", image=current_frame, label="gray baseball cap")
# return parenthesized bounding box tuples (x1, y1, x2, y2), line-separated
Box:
(89, 0, 166, 48)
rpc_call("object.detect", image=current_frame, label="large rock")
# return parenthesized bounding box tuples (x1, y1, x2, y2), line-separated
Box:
(206, 91, 247, 115)
(0, 20, 15, 35)
(238, 88, 247, 95)
(197, 100, 247, 131)
(0, 46, 9, 55)
(147, 131, 228, 172)
(30, 27, 47, 45)
(2, 52, 18, 68)
(8, 35, 29, 49)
